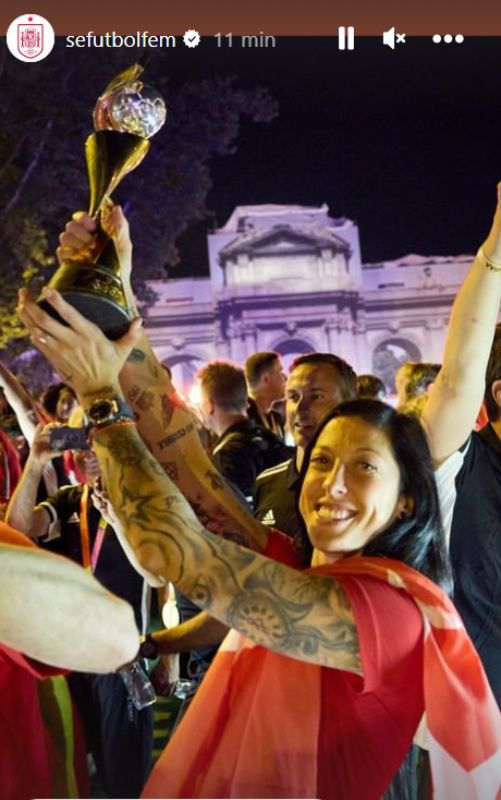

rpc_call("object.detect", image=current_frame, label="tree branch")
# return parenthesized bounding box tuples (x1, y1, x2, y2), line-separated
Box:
(3, 120, 53, 214)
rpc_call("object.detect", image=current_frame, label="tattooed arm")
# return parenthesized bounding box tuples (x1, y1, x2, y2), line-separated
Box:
(120, 337, 268, 551)
(55, 205, 268, 552)
(17, 290, 360, 672)
(90, 421, 361, 674)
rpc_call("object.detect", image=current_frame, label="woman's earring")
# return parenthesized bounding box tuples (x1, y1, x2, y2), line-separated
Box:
(397, 496, 414, 521)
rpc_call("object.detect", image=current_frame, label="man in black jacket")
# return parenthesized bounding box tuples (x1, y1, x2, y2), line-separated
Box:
(254, 352, 358, 543)
(198, 360, 291, 505)
(245, 351, 287, 440)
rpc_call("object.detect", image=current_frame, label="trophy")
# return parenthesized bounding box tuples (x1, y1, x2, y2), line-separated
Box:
(39, 64, 166, 339)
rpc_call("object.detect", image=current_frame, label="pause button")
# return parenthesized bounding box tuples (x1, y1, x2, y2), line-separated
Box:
(338, 26, 355, 50)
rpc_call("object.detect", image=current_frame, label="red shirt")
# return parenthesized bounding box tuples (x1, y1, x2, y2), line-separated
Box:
(0, 523, 63, 800)
(0, 430, 21, 503)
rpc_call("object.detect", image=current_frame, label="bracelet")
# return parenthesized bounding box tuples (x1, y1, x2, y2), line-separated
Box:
(87, 419, 137, 445)
(477, 246, 501, 273)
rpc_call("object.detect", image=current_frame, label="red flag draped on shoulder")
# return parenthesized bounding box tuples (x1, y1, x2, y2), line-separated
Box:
(143, 554, 501, 800)
(316, 558, 501, 799)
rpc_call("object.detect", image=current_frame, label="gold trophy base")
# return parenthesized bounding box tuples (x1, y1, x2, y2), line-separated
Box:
(39, 261, 132, 341)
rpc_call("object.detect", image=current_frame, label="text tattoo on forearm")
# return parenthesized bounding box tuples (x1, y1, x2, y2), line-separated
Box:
(157, 422, 195, 450)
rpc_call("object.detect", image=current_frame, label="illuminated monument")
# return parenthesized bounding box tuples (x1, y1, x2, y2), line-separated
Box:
(143, 204, 472, 393)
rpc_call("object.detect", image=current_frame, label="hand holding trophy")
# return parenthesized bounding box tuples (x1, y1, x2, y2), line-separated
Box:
(38, 64, 166, 339)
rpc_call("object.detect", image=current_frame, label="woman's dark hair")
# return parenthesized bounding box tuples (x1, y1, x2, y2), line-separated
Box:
(40, 382, 75, 419)
(295, 398, 452, 593)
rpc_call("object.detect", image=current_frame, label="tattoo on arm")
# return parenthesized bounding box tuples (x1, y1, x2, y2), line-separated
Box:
(127, 385, 142, 403)
(127, 348, 146, 363)
(136, 391, 155, 412)
(148, 358, 160, 380)
(93, 426, 361, 674)
(180, 545, 360, 671)
(123, 383, 264, 546)
(125, 345, 159, 379)
(160, 462, 179, 481)
(118, 332, 268, 550)
(204, 469, 225, 491)
(160, 393, 176, 428)
(157, 422, 195, 450)
(126, 388, 180, 434)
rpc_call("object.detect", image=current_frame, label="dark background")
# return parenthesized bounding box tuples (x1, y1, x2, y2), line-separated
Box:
(157, 35, 501, 273)
(5, 35, 501, 275)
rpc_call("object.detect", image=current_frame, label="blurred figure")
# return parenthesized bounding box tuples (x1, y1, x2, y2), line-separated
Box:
(245, 351, 287, 440)
(0, 360, 43, 458)
(199, 360, 291, 504)
(356, 374, 387, 401)
(394, 362, 416, 408)
(40, 382, 77, 424)
(0, 428, 21, 516)
(397, 362, 441, 418)
(406, 363, 441, 399)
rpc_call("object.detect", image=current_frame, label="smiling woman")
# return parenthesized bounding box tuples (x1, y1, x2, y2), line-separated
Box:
(301, 416, 405, 559)
(137, 401, 483, 800)
(297, 401, 450, 587)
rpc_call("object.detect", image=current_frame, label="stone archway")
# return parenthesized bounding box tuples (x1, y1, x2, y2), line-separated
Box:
(272, 337, 315, 372)
(372, 337, 422, 392)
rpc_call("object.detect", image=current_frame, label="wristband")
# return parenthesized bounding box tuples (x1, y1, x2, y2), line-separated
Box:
(88, 419, 136, 446)
(477, 246, 501, 273)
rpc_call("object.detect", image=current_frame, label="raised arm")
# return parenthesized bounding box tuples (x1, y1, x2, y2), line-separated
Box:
(55, 206, 267, 552)
(0, 540, 139, 672)
(17, 292, 361, 674)
(421, 182, 501, 464)
(0, 359, 40, 444)
(5, 424, 56, 537)
(91, 480, 164, 588)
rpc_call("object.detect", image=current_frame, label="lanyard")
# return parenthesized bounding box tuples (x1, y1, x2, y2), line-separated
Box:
(79, 484, 106, 573)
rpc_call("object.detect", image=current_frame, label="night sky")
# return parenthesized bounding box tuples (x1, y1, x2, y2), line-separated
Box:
(10, 36, 501, 276)
(168, 36, 501, 275)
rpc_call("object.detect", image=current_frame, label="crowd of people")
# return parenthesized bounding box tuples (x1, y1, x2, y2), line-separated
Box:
(3, 184, 501, 799)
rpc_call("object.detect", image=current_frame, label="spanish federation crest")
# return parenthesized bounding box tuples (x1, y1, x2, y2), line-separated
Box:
(17, 23, 43, 59)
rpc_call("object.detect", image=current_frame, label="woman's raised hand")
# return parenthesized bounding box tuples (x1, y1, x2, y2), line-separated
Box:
(17, 287, 142, 401)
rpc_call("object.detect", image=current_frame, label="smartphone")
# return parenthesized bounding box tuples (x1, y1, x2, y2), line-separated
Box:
(49, 426, 90, 451)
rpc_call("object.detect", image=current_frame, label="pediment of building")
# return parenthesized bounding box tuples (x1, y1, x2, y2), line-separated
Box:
(219, 224, 351, 264)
